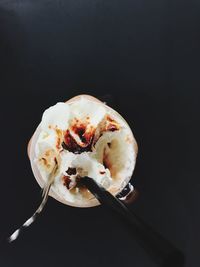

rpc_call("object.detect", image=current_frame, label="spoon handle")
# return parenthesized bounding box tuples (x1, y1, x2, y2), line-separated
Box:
(80, 177, 185, 267)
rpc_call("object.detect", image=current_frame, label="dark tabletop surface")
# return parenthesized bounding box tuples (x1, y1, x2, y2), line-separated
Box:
(0, 1, 199, 267)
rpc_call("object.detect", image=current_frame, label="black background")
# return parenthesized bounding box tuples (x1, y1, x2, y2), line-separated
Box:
(0, 1, 199, 266)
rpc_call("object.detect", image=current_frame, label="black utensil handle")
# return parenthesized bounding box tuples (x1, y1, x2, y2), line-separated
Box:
(80, 177, 185, 267)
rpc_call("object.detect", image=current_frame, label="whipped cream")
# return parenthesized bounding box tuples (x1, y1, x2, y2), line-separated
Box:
(34, 97, 135, 205)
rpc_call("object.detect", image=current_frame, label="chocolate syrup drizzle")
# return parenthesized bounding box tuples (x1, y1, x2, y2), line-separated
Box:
(62, 116, 119, 154)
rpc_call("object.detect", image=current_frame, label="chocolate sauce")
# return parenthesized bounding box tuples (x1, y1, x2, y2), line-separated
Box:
(73, 125, 86, 142)
(62, 176, 71, 189)
(62, 129, 94, 154)
(66, 167, 77, 175)
(62, 116, 119, 154)
(71, 122, 95, 145)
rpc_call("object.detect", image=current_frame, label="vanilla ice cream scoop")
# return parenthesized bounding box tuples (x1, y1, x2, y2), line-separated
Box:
(28, 95, 138, 207)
